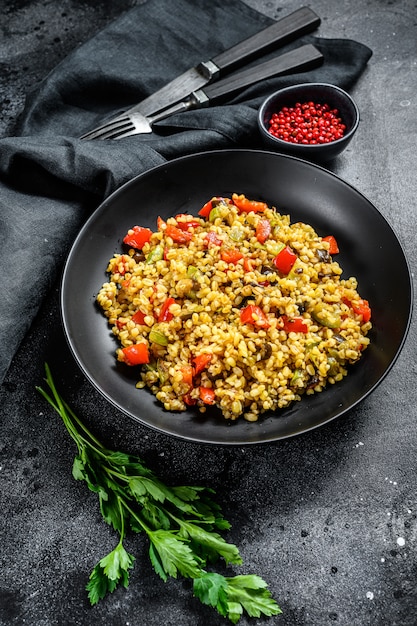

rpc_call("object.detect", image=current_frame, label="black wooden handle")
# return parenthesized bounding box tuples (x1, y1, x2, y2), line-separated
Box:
(210, 7, 320, 73)
(201, 44, 324, 103)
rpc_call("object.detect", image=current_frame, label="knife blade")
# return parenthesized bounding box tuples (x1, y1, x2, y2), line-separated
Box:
(94, 6, 320, 123)
(84, 44, 324, 139)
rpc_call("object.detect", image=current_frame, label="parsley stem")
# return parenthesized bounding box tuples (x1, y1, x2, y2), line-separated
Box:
(37, 363, 109, 459)
(117, 495, 126, 543)
(103, 466, 130, 482)
(119, 496, 153, 535)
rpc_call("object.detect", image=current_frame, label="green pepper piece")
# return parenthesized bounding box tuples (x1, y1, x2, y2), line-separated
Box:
(328, 348, 342, 360)
(149, 327, 169, 346)
(145, 245, 164, 264)
(229, 226, 245, 242)
(290, 369, 303, 386)
(265, 240, 285, 257)
(186, 265, 203, 281)
(327, 356, 339, 376)
(311, 306, 341, 329)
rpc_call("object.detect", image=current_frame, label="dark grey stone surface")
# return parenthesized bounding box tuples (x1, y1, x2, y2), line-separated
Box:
(1, 1, 416, 625)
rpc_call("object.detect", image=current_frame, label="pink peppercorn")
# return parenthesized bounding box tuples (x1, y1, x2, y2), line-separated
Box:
(268, 101, 346, 145)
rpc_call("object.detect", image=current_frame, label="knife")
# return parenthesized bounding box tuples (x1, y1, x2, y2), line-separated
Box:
(83, 6, 320, 135)
(82, 44, 324, 140)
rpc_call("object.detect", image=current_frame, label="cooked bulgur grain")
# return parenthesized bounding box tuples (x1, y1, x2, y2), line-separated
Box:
(96, 194, 372, 421)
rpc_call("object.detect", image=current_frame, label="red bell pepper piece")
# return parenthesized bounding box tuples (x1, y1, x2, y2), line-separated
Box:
(232, 193, 268, 213)
(322, 235, 339, 255)
(204, 231, 222, 247)
(165, 224, 193, 244)
(220, 248, 244, 264)
(273, 246, 297, 274)
(158, 297, 176, 322)
(193, 353, 212, 376)
(354, 299, 371, 323)
(175, 215, 201, 231)
(243, 256, 254, 272)
(256, 219, 271, 243)
(240, 305, 270, 328)
(199, 386, 215, 404)
(121, 343, 150, 365)
(131, 309, 147, 325)
(123, 226, 152, 249)
(198, 199, 214, 218)
(281, 315, 308, 333)
(343, 297, 371, 323)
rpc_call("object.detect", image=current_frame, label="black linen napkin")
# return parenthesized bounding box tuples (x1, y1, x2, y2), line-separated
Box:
(0, 0, 372, 384)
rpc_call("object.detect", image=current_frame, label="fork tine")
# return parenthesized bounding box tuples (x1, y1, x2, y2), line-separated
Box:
(80, 95, 187, 140)
(79, 115, 132, 140)
(92, 125, 138, 141)
(110, 128, 144, 140)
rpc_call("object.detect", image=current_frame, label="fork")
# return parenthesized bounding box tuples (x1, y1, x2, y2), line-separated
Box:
(79, 44, 323, 141)
(80, 100, 199, 141)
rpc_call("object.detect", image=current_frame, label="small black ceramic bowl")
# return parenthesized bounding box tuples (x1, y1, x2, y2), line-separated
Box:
(258, 83, 359, 162)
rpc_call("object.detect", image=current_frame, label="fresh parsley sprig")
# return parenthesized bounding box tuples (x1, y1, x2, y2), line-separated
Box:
(37, 363, 281, 623)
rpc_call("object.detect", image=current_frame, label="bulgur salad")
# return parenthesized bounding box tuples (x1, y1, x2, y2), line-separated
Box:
(96, 194, 372, 422)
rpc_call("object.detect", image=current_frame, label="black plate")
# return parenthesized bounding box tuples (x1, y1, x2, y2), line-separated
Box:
(61, 150, 413, 445)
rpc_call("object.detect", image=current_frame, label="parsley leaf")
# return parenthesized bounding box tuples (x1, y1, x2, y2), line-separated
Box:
(148, 529, 202, 579)
(87, 541, 135, 605)
(176, 518, 242, 565)
(37, 363, 281, 623)
(193, 572, 230, 617)
(194, 572, 282, 623)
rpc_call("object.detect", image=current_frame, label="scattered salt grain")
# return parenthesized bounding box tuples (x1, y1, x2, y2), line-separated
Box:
(397, 537, 405, 547)
(366, 591, 374, 600)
